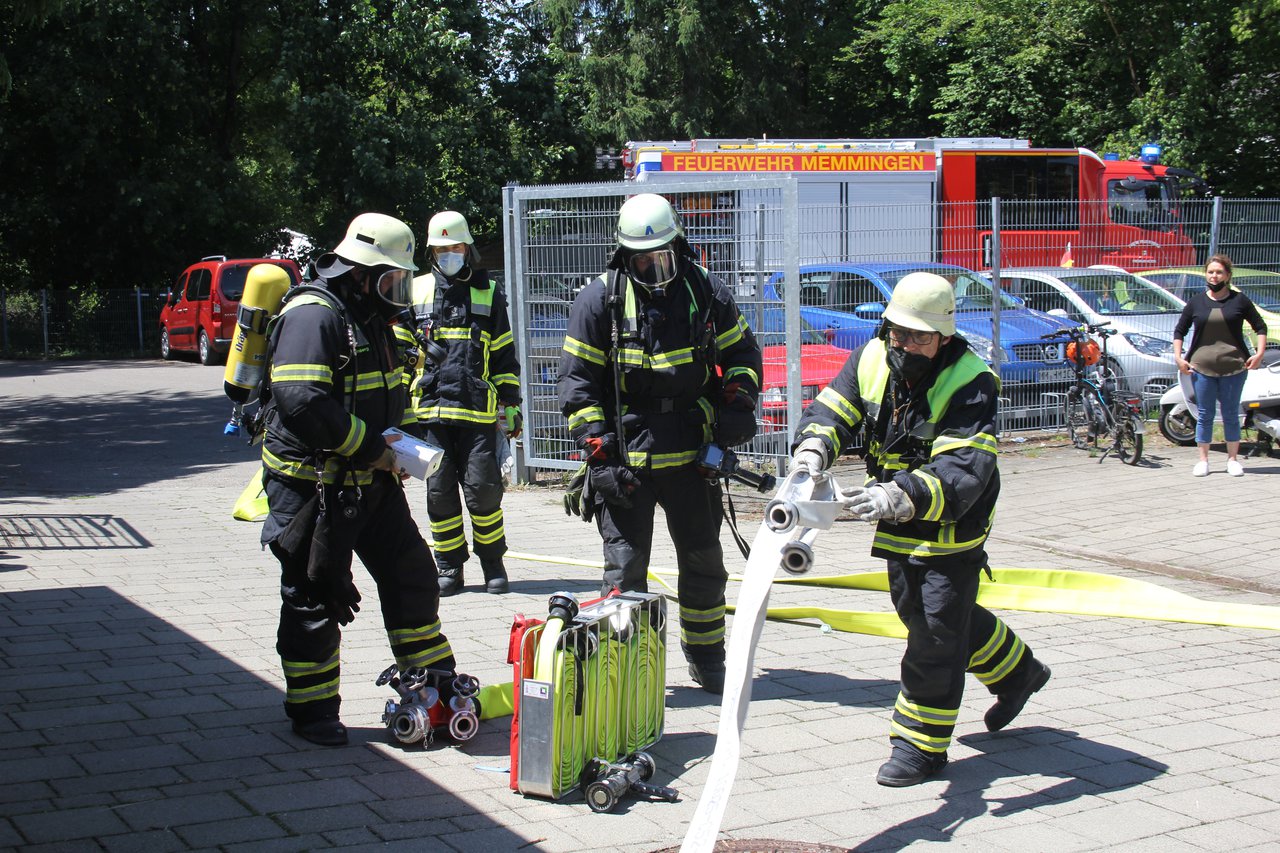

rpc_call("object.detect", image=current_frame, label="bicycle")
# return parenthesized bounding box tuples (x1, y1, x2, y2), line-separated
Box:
(1040, 322, 1144, 465)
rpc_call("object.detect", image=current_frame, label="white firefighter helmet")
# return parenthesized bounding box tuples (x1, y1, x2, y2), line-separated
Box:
(616, 193, 684, 251)
(332, 213, 418, 272)
(427, 210, 474, 247)
(883, 272, 956, 336)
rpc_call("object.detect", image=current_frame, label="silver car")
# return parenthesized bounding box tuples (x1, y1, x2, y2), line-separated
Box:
(986, 266, 1182, 396)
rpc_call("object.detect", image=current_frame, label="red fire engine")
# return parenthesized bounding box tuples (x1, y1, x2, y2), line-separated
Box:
(622, 138, 1197, 271)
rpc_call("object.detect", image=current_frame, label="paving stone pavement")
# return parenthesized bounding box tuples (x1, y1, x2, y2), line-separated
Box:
(1, 360, 1278, 852)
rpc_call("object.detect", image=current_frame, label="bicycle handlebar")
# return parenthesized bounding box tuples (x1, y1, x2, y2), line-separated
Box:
(1039, 321, 1116, 341)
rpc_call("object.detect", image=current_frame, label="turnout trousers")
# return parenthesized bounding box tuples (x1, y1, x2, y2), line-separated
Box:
(594, 464, 727, 665)
(423, 423, 505, 571)
(886, 550, 1037, 755)
(264, 471, 456, 724)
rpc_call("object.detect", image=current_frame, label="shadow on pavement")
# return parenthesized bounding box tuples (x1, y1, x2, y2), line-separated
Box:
(0, 361, 256, 498)
(0, 586, 530, 849)
(848, 726, 1168, 851)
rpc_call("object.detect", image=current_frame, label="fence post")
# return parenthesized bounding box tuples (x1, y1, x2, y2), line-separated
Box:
(1208, 196, 1223, 259)
(136, 287, 144, 353)
(1, 286, 7, 353)
(42, 287, 49, 358)
(988, 198, 1003, 371)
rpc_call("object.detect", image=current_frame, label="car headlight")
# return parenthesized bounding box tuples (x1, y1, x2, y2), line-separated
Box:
(1122, 332, 1172, 357)
(963, 331, 995, 362)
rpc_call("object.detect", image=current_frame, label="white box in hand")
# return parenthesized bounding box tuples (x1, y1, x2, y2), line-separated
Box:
(381, 428, 445, 480)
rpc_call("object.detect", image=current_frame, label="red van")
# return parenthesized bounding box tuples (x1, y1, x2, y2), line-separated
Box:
(159, 256, 301, 364)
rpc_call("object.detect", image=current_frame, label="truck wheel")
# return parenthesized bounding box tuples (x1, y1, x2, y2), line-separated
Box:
(160, 329, 173, 361)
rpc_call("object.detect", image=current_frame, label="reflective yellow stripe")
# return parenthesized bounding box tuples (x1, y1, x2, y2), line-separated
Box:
(680, 604, 725, 622)
(436, 327, 491, 344)
(491, 372, 518, 387)
(334, 416, 365, 456)
(969, 619, 1007, 669)
(434, 532, 466, 551)
(894, 692, 959, 726)
(681, 625, 725, 645)
(413, 404, 497, 424)
(388, 622, 441, 644)
(344, 371, 391, 394)
(800, 423, 841, 457)
(715, 317, 747, 349)
(890, 721, 950, 752)
(262, 448, 375, 485)
(271, 363, 333, 385)
(932, 432, 998, 457)
(430, 515, 463, 533)
(472, 508, 502, 526)
(285, 678, 339, 704)
(568, 405, 605, 432)
(564, 336, 607, 365)
(723, 365, 760, 388)
(492, 330, 513, 349)
(474, 527, 504, 545)
(282, 653, 339, 677)
(910, 469, 946, 522)
(652, 450, 698, 469)
(814, 386, 860, 427)
(976, 637, 1026, 686)
(873, 527, 990, 558)
(398, 643, 454, 670)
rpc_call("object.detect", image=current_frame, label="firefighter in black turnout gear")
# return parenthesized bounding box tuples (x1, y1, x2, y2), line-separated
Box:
(557, 193, 763, 695)
(408, 211, 522, 596)
(259, 212, 457, 746)
(791, 272, 1051, 786)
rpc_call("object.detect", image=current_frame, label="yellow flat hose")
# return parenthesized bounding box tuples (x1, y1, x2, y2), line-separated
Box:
(232, 470, 269, 522)
(476, 682, 513, 720)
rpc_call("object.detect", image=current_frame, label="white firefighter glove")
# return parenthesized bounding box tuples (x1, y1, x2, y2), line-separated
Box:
(844, 482, 915, 523)
(790, 437, 829, 478)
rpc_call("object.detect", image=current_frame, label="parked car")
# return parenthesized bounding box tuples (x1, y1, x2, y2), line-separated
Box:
(763, 262, 1078, 423)
(988, 265, 1182, 395)
(159, 256, 301, 365)
(1142, 266, 1280, 356)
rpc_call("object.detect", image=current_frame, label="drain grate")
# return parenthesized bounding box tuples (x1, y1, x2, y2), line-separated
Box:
(0, 515, 150, 549)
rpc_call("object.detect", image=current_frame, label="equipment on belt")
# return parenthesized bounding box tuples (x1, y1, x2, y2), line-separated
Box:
(376, 664, 482, 745)
(222, 263, 293, 433)
(512, 590, 676, 812)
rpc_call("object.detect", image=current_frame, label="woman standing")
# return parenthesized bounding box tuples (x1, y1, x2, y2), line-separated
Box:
(1172, 254, 1268, 476)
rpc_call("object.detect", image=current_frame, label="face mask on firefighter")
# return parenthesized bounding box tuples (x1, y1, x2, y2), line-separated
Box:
(375, 268, 412, 308)
(627, 248, 678, 290)
(436, 251, 466, 278)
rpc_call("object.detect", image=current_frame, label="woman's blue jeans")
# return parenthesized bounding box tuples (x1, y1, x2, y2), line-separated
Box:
(1192, 370, 1248, 444)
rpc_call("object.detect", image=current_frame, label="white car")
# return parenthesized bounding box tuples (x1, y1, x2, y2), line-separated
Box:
(985, 266, 1182, 395)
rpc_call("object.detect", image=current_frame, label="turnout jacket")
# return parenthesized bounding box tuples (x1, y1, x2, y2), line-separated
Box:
(558, 265, 762, 470)
(262, 285, 419, 487)
(409, 269, 521, 426)
(794, 336, 1000, 563)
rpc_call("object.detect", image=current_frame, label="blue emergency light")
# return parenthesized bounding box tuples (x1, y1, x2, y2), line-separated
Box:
(1103, 152, 1119, 161)
(1140, 143, 1162, 164)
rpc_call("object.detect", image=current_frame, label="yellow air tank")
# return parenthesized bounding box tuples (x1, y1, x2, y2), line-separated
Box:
(223, 263, 292, 404)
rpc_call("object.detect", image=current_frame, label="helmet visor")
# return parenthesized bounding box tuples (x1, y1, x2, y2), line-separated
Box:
(376, 268, 412, 308)
(627, 248, 679, 289)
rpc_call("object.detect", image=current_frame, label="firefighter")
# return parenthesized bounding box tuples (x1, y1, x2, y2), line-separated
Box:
(557, 193, 763, 695)
(409, 211, 522, 595)
(260, 212, 458, 746)
(791, 272, 1051, 786)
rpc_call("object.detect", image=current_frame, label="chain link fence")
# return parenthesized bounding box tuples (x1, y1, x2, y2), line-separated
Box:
(1, 288, 166, 358)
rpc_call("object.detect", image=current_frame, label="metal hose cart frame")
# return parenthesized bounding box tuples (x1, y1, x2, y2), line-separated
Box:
(513, 590, 678, 812)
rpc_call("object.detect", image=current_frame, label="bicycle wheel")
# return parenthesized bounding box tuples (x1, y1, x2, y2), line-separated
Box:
(1063, 391, 1090, 448)
(1112, 405, 1143, 465)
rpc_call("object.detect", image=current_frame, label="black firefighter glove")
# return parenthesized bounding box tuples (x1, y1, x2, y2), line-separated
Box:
(579, 432, 640, 508)
(563, 462, 596, 523)
(306, 497, 363, 626)
(713, 382, 759, 448)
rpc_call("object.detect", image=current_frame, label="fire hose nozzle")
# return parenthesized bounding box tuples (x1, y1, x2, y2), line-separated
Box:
(764, 499, 797, 533)
(779, 539, 814, 575)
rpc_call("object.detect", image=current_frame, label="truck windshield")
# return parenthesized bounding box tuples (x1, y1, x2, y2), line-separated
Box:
(1107, 178, 1177, 232)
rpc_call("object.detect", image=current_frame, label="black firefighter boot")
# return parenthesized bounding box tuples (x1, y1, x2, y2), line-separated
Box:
(437, 562, 464, 597)
(985, 659, 1052, 732)
(481, 558, 509, 594)
(687, 656, 726, 695)
(876, 742, 948, 787)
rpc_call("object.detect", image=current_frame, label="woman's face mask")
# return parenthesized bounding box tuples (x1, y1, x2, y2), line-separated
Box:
(436, 251, 466, 277)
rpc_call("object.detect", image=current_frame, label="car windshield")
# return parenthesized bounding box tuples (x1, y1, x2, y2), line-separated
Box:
(1232, 274, 1280, 312)
(879, 267, 1021, 311)
(1059, 271, 1183, 315)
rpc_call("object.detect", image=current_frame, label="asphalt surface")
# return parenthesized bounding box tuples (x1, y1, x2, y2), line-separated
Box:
(2, 359, 1278, 852)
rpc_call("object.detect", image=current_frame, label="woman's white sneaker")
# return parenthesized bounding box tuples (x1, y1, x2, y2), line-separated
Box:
(1193, 461, 1209, 477)
(1226, 459, 1244, 477)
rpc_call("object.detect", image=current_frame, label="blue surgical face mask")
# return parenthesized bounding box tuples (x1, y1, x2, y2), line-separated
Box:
(436, 251, 465, 277)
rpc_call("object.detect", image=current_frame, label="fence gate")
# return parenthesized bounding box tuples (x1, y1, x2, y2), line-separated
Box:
(502, 177, 807, 482)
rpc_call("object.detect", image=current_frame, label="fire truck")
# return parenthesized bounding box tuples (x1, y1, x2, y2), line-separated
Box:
(622, 138, 1197, 272)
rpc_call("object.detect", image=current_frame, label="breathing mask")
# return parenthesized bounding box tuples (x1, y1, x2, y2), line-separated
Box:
(627, 247, 679, 295)
(886, 344, 935, 386)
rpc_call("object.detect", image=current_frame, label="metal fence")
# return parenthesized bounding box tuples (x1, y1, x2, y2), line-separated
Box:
(1, 288, 166, 358)
(503, 176, 1280, 480)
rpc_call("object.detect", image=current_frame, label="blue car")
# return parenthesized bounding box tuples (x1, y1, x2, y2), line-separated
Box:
(763, 262, 1078, 418)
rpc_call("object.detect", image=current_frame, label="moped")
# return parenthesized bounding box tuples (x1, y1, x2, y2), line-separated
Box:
(1158, 364, 1280, 456)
